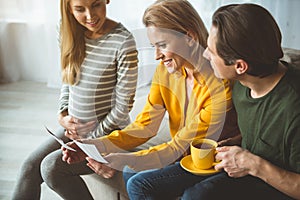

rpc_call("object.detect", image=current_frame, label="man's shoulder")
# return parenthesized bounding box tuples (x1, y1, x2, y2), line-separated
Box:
(284, 62, 300, 95)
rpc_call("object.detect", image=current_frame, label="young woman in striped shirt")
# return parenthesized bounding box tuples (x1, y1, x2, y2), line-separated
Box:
(12, 0, 138, 199)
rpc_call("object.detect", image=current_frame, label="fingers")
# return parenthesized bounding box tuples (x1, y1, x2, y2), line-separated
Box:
(66, 120, 97, 138)
(225, 168, 248, 178)
(86, 157, 115, 179)
(214, 164, 222, 171)
(61, 142, 86, 164)
(64, 130, 80, 140)
(62, 150, 74, 164)
(62, 151, 68, 162)
(216, 146, 230, 152)
(217, 138, 230, 147)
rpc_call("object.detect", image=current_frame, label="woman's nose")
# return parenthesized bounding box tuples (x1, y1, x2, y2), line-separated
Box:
(86, 9, 94, 20)
(155, 48, 163, 60)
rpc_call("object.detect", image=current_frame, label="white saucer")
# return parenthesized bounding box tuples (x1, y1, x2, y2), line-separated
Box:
(180, 155, 219, 176)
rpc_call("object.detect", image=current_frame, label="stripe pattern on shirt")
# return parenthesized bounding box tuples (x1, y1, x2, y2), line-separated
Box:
(59, 23, 138, 137)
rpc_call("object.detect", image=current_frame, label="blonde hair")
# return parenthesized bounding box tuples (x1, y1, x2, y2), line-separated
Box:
(143, 0, 208, 50)
(60, 0, 86, 85)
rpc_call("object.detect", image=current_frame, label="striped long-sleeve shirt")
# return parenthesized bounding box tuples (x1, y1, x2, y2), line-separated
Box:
(58, 23, 138, 137)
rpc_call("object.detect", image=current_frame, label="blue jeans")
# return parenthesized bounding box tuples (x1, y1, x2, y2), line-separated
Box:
(123, 162, 213, 200)
(182, 172, 294, 200)
(124, 162, 294, 200)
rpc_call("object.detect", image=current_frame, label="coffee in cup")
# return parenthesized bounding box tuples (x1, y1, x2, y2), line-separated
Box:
(190, 138, 218, 170)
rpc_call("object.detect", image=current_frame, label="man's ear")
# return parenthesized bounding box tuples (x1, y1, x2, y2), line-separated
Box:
(235, 59, 248, 75)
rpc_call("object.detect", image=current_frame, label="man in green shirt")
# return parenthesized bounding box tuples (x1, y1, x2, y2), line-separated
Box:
(181, 3, 300, 200)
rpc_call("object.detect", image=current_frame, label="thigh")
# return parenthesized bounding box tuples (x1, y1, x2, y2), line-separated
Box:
(129, 162, 209, 198)
(183, 173, 294, 200)
(42, 148, 94, 176)
(235, 176, 294, 200)
(24, 127, 66, 165)
(123, 165, 136, 187)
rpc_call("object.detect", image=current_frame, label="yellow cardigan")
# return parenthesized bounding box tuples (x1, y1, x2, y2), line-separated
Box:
(90, 62, 232, 169)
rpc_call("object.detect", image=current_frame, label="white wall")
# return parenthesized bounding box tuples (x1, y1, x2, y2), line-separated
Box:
(108, 0, 300, 50)
(189, 0, 300, 50)
(0, 0, 299, 85)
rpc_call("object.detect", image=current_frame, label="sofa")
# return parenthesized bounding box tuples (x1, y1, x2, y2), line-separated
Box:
(81, 47, 300, 200)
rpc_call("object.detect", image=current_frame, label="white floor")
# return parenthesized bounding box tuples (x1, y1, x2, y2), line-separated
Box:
(0, 81, 63, 200)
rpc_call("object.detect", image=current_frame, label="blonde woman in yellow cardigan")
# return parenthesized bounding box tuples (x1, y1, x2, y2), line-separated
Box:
(62, 0, 239, 199)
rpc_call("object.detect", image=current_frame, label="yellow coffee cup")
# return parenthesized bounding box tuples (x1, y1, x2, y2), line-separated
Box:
(190, 138, 218, 170)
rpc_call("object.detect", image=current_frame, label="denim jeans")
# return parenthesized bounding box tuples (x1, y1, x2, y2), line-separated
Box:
(182, 172, 294, 200)
(124, 162, 294, 200)
(123, 162, 213, 200)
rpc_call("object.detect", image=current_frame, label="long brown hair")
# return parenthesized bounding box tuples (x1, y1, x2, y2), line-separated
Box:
(143, 0, 207, 48)
(143, 0, 208, 66)
(60, 0, 86, 85)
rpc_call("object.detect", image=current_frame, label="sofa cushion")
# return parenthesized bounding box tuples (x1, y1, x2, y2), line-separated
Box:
(282, 47, 300, 67)
(82, 172, 128, 199)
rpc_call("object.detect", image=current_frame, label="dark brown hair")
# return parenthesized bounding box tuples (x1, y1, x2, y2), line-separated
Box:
(212, 3, 283, 77)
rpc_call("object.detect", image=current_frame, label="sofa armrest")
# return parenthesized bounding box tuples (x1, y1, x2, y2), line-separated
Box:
(282, 47, 300, 67)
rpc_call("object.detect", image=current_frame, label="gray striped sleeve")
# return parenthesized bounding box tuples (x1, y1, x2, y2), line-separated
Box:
(58, 84, 69, 114)
(95, 27, 138, 136)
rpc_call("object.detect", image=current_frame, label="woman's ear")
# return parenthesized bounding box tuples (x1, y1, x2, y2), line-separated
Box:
(235, 59, 248, 75)
(186, 31, 196, 47)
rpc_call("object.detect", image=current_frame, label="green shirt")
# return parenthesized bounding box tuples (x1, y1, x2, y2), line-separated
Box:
(233, 62, 300, 173)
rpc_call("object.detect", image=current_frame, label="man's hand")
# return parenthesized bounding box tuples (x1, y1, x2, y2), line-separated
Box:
(217, 135, 242, 147)
(215, 145, 258, 178)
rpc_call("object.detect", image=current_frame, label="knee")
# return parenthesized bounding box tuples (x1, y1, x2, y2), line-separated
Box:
(182, 182, 216, 200)
(21, 156, 41, 173)
(126, 173, 149, 197)
(40, 151, 64, 188)
(182, 186, 199, 200)
(18, 154, 42, 179)
(126, 174, 141, 193)
(123, 166, 136, 187)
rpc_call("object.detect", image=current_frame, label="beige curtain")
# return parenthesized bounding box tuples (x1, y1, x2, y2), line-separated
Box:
(0, 0, 60, 87)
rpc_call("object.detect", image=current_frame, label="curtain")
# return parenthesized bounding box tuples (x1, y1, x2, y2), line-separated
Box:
(0, 0, 299, 87)
(0, 0, 60, 87)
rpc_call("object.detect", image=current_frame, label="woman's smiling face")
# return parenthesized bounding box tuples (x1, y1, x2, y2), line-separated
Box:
(69, 0, 107, 34)
(147, 26, 191, 74)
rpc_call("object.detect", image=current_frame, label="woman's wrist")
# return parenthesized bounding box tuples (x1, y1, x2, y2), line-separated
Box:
(58, 110, 68, 124)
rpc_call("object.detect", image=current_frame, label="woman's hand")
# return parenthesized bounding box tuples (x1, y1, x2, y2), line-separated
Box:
(214, 145, 259, 178)
(62, 141, 87, 164)
(103, 153, 137, 171)
(86, 157, 116, 179)
(58, 112, 97, 139)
